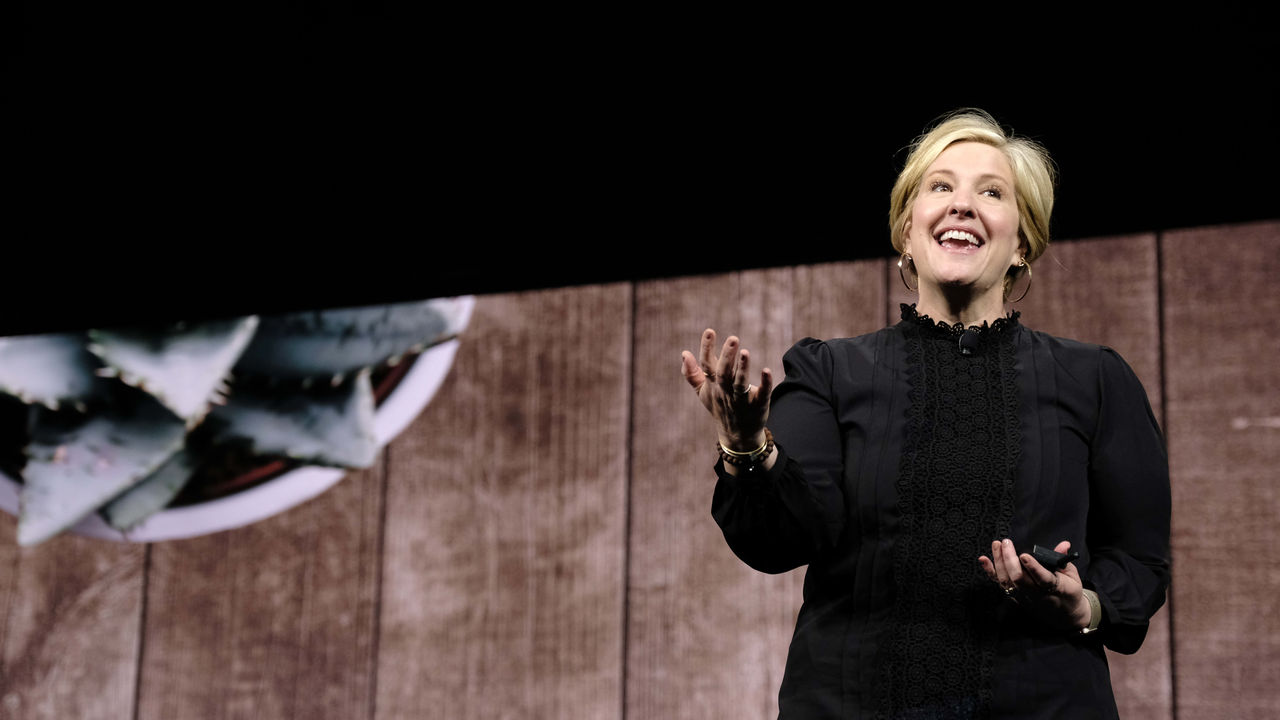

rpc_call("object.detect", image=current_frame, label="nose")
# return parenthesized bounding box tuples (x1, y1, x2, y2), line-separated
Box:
(949, 191, 975, 218)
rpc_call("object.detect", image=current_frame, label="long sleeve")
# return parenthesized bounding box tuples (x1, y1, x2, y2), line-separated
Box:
(710, 338, 848, 574)
(1086, 347, 1172, 654)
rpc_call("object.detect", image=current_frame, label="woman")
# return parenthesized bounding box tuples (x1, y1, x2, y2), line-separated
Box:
(680, 109, 1171, 719)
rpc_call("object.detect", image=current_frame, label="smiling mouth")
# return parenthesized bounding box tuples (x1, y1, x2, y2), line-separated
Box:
(937, 229, 984, 250)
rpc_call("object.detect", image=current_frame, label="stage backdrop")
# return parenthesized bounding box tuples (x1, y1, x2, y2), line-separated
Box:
(1, 220, 1277, 720)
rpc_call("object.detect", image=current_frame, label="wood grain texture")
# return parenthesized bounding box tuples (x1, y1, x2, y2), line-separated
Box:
(890, 235, 1173, 718)
(1163, 220, 1280, 719)
(0, 515, 144, 720)
(135, 460, 385, 720)
(376, 286, 631, 720)
(627, 262, 885, 720)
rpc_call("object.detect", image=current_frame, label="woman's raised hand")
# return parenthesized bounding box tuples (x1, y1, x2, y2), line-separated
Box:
(680, 328, 774, 451)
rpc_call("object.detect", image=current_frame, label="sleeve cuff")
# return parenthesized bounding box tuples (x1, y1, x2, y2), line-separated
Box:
(714, 443, 790, 490)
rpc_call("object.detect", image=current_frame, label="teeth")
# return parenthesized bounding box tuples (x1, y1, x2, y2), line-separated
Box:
(939, 230, 981, 246)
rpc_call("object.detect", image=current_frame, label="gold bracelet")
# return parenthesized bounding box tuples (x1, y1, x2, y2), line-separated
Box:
(720, 434, 769, 458)
(1079, 589, 1102, 634)
(718, 429, 774, 468)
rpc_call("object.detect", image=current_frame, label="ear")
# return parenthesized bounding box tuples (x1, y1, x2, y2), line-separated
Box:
(1012, 233, 1029, 268)
(902, 220, 913, 254)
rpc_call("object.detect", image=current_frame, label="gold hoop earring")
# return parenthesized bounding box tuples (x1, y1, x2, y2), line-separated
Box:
(1009, 258, 1032, 303)
(898, 252, 918, 292)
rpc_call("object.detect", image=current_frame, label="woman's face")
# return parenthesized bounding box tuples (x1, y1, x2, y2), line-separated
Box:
(903, 141, 1023, 300)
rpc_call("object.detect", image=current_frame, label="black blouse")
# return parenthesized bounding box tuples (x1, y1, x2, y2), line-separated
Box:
(711, 305, 1171, 719)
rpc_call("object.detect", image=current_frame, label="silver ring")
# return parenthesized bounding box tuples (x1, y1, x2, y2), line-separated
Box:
(733, 384, 753, 397)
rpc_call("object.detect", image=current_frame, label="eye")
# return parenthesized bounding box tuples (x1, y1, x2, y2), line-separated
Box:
(929, 180, 951, 192)
(982, 186, 1005, 199)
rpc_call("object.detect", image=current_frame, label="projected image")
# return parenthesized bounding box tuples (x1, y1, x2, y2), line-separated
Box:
(0, 296, 474, 546)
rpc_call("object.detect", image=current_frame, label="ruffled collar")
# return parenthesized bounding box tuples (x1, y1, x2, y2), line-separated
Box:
(899, 303, 1021, 341)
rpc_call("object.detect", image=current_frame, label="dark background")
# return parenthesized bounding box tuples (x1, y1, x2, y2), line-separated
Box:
(3, 5, 1276, 336)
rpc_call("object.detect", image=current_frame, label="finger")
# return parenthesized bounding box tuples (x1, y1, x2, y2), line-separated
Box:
(998, 539, 1024, 585)
(716, 336, 738, 385)
(699, 329, 717, 376)
(681, 351, 703, 390)
(733, 348, 751, 394)
(757, 367, 774, 405)
(1059, 560, 1082, 584)
(1053, 540, 1081, 582)
(989, 540, 1011, 587)
(1018, 552, 1056, 588)
(977, 556, 999, 583)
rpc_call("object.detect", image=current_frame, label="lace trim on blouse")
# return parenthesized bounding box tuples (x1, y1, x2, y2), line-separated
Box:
(872, 304, 1022, 719)
(900, 303, 1021, 344)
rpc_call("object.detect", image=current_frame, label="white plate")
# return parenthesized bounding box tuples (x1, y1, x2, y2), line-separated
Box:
(0, 296, 473, 543)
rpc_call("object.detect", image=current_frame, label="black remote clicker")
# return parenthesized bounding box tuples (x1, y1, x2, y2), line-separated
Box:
(1030, 545, 1079, 571)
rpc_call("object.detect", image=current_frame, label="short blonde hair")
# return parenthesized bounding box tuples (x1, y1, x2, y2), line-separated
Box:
(888, 109, 1056, 293)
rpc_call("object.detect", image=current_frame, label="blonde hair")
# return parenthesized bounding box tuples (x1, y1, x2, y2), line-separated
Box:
(888, 109, 1056, 294)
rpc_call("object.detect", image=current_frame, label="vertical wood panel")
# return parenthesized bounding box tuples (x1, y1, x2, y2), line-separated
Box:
(627, 262, 884, 719)
(792, 262, 891, 343)
(1163, 220, 1280, 719)
(376, 286, 630, 720)
(0, 516, 144, 720)
(889, 235, 1173, 718)
(135, 460, 385, 720)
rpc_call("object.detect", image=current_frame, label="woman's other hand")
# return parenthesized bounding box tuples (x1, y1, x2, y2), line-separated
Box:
(680, 328, 773, 451)
(979, 539, 1093, 631)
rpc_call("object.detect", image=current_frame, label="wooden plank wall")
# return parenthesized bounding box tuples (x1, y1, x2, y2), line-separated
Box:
(0, 221, 1276, 719)
(0, 534, 144, 719)
(376, 287, 632, 720)
(1163, 222, 1280, 719)
(134, 461, 385, 719)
